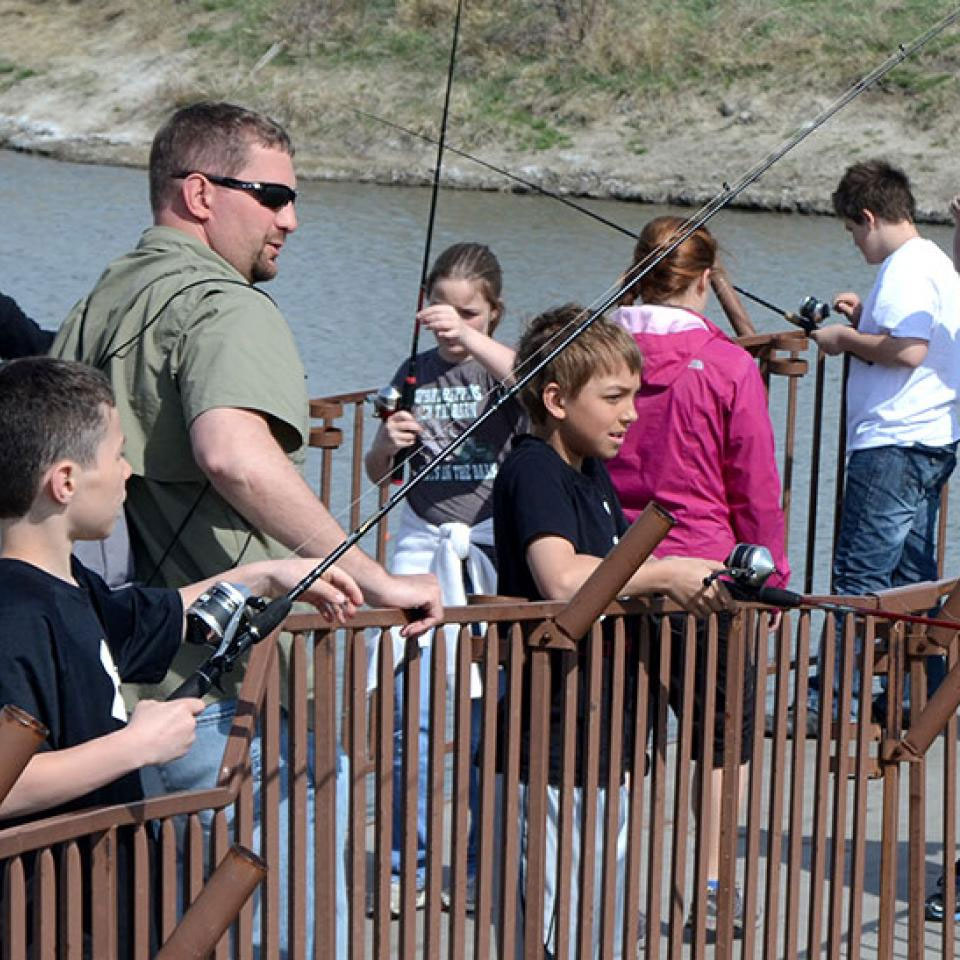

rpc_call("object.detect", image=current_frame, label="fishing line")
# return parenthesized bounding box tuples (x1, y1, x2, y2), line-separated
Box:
(353, 107, 639, 241)
(171, 7, 960, 695)
(355, 109, 813, 329)
(391, 0, 464, 481)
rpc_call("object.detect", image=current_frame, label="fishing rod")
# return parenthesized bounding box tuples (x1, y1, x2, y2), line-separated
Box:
(713, 544, 960, 633)
(168, 7, 960, 701)
(386, 0, 464, 483)
(731, 284, 830, 334)
(355, 107, 829, 336)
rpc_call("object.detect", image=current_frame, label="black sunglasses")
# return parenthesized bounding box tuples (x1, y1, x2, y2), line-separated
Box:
(173, 171, 297, 210)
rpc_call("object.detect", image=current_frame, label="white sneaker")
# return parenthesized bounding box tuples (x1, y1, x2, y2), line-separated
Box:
(367, 879, 426, 919)
(390, 879, 426, 918)
(441, 875, 476, 914)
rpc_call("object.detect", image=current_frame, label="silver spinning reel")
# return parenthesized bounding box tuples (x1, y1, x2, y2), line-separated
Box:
(704, 543, 777, 590)
(186, 581, 253, 655)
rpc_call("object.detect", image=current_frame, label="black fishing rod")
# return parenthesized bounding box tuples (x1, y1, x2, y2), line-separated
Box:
(355, 106, 831, 336)
(168, 6, 960, 701)
(715, 544, 960, 633)
(388, 0, 464, 482)
(731, 284, 830, 333)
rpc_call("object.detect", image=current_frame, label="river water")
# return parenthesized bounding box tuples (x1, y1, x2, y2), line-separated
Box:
(2, 148, 959, 590)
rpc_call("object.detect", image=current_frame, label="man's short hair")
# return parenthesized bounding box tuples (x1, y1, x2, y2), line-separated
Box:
(0, 357, 115, 518)
(514, 303, 643, 427)
(149, 101, 294, 214)
(832, 159, 916, 225)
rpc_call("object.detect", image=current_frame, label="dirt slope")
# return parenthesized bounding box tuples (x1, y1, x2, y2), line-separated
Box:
(1, 0, 958, 221)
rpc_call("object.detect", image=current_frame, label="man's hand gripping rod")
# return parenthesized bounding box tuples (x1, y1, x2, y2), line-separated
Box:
(168, 8, 960, 701)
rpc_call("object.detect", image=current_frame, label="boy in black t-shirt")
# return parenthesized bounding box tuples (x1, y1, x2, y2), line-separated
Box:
(0, 358, 363, 954)
(493, 305, 732, 958)
(0, 356, 361, 825)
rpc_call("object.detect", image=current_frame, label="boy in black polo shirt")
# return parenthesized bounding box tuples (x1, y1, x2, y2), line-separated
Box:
(493, 305, 731, 957)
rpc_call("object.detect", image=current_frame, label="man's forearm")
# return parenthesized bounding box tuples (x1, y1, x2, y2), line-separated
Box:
(207, 458, 391, 597)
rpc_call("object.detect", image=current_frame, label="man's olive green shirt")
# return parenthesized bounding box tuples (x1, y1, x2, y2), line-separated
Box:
(52, 226, 310, 700)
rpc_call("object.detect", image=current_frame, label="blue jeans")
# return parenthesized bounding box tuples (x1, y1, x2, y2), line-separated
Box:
(391, 645, 482, 885)
(812, 443, 956, 713)
(142, 698, 349, 959)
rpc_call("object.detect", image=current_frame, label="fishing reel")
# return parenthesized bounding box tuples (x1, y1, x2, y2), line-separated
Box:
(796, 295, 830, 332)
(703, 543, 777, 593)
(723, 543, 777, 588)
(185, 582, 266, 654)
(372, 384, 402, 420)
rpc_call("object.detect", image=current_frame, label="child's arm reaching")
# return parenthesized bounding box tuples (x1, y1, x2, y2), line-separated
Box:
(177, 558, 364, 629)
(0, 697, 204, 820)
(417, 303, 515, 380)
(525, 535, 733, 618)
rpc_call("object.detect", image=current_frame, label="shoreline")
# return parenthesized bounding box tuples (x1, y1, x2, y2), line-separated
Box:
(2, 0, 959, 226)
(4, 111, 958, 227)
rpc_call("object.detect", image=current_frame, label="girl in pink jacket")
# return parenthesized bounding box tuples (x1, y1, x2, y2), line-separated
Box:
(607, 216, 789, 585)
(607, 215, 789, 937)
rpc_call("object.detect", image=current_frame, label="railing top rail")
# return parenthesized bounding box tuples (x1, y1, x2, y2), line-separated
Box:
(0, 785, 233, 856)
(734, 330, 809, 353)
(309, 389, 374, 413)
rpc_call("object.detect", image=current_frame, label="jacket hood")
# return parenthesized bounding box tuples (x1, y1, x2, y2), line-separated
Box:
(612, 304, 731, 388)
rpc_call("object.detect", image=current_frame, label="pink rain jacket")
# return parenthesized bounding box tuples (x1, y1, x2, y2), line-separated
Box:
(607, 304, 790, 587)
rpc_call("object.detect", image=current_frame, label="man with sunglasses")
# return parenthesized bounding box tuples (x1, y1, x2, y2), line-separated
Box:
(51, 101, 442, 957)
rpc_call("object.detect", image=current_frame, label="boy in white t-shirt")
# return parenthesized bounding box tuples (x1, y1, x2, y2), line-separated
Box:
(810, 159, 960, 727)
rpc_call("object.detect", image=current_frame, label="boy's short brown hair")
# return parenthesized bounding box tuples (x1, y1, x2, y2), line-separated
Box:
(514, 303, 643, 426)
(0, 357, 115, 519)
(831, 159, 916, 225)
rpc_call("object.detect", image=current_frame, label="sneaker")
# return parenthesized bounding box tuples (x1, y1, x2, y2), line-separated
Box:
(926, 862, 960, 922)
(685, 883, 749, 939)
(440, 875, 476, 914)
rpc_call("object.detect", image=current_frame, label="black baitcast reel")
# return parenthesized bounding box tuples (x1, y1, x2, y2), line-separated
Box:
(797, 295, 830, 331)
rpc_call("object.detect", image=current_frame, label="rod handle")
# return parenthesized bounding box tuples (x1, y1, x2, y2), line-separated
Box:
(154, 844, 266, 959)
(727, 583, 804, 608)
(0, 704, 48, 807)
(167, 671, 210, 702)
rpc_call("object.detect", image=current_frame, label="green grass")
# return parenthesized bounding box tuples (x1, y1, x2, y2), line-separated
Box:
(0, 58, 37, 92)
(162, 0, 960, 150)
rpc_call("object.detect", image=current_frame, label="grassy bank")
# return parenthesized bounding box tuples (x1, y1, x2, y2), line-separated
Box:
(156, 0, 960, 150)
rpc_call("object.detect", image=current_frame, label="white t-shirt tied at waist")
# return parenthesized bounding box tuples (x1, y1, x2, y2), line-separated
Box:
(365, 501, 495, 697)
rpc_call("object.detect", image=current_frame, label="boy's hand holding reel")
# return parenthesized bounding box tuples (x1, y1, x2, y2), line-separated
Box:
(703, 543, 796, 606)
(705, 545, 960, 636)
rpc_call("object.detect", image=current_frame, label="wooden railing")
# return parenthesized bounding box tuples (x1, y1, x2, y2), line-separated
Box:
(5, 587, 960, 958)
